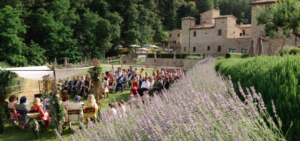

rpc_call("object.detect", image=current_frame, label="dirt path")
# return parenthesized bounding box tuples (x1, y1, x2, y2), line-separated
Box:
(18, 79, 40, 100)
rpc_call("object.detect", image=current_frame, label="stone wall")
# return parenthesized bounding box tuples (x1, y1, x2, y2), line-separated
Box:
(145, 58, 201, 69)
(120, 56, 137, 64)
(145, 58, 184, 67)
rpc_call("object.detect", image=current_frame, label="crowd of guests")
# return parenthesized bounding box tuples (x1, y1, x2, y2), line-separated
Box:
(6, 65, 186, 130)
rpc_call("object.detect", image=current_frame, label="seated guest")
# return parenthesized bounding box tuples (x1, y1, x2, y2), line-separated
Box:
(64, 77, 73, 95)
(115, 73, 127, 93)
(68, 96, 83, 127)
(108, 103, 117, 117)
(128, 71, 136, 88)
(111, 65, 116, 74)
(108, 77, 115, 93)
(145, 72, 149, 79)
(135, 68, 139, 75)
(118, 100, 126, 113)
(17, 96, 29, 128)
(73, 76, 81, 95)
(39, 97, 44, 109)
(163, 77, 171, 90)
(71, 76, 78, 96)
(149, 76, 164, 97)
(152, 71, 157, 77)
(127, 94, 136, 107)
(135, 94, 141, 107)
(8, 95, 20, 122)
(149, 76, 154, 89)
(138, 75, 143, 89)
(138, 77, 150, 97)
(130, 77, 139, 95)
(31, 98, 50, 129)
(61, 92, 70, 110)
(83, 94, 98, 126)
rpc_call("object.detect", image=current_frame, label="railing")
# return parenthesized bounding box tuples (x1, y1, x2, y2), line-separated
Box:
(11, 77, 24, 94)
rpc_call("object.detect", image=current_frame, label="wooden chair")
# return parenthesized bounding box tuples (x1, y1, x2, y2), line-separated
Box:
(67, 109, 81, 130)
(7, 108, 20, 129)
(83, 108, 95, 120)
(16, 109, 26, 129)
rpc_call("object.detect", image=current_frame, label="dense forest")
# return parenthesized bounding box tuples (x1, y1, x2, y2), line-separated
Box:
(0, 0, 255, 66)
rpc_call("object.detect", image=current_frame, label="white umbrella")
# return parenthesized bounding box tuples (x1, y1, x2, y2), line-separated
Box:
(130, 44, 141, 47)
(116, 44, 122, 48)
(149, 45, 159, 48)
(137, 48, 149, 51)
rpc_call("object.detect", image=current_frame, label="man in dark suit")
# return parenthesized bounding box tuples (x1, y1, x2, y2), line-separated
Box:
(64, 77, 73, 95)
(115, 73, 127, 93)
(128, 71, 136, 88)
(163, 77, 170, 90)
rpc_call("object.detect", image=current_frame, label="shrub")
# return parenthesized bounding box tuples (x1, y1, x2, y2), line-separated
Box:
(225, 53, 249, 58)
(147, 53, 201, 59)
(215, 55, 300, 140)
(288, 47, 300, 55)
(185, 55, 203, 59)
(68, 58, 284, 141)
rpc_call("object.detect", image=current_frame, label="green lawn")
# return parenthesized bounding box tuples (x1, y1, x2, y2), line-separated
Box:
(0, 66, 155, 141)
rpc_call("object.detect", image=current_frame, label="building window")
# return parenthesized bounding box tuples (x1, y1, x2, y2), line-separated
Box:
(240, 33, 242, 36)
(184, 47, 186, 52)
(193, 31, 196, 37)
(170, 34, 172, 37)
(229, 48, 236, 53)
(218, 30, 222, 36)
(178, 34, 180, 37)
(207, 46, 210, 51)
(218, 46, 221, 52)
(243, 30, 245, 35)
(242, 48, 248, 53)
(193, 47, 196, 52)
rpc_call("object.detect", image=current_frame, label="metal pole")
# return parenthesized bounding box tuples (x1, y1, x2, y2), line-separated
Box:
(38, 80, 41, 94)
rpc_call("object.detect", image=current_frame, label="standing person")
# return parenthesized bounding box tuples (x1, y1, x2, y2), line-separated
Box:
(130, 77, 139, 95)
(138, 77, 150, 97)
(99, 78, 109, 99)
(115, 74, 127, 93)
(31, 98, 50, 129)
(64, 77, 73, 95)
(111, 65, 116, 74)
(17, 96, 29, 128)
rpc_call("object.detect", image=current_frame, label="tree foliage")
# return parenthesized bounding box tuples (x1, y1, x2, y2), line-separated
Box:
(0, 0, 257, 66)
(256, 0, 300, 39)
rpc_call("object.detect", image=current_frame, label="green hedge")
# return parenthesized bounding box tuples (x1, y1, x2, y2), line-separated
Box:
(288, 47, 300, 55)
(215, 55, 300, 140)
(225, 53, 249, 58)
(147, 53, 201, 59)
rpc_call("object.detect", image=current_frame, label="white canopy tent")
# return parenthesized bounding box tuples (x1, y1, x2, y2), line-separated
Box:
(3, 66, 93, 80)
(137, 48, 149, 51)
(130, 44, 141, 47)
(4, 66, 53, 80)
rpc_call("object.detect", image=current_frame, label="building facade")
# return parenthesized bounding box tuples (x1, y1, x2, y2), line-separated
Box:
(169, 0, 300, 56)
(168, 29, 182, 52)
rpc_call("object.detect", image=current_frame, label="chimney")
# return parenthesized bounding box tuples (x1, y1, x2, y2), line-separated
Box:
(240, 22, 243, 25)
(203, 21, 206, 27)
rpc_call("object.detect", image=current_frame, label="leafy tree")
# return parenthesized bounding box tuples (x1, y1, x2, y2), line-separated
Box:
(0, 5, 28, 66)
(22, 41, 46, 65)
(256, 0, 300, 39)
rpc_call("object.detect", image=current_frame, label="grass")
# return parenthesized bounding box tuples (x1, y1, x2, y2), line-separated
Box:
(101, 59, 120, 65)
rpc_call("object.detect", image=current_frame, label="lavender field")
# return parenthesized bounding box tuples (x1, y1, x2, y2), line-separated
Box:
(68, 58, 285, 141)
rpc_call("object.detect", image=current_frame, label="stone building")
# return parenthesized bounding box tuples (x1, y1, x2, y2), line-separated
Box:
(179, 9, 252, 56)
(169, 0, 300, 56)
(168, 29, 182, 52)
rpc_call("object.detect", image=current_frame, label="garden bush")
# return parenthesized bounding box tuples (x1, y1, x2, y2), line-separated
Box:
(66, 58, 284, 140)
(185, 55, 203, 59)
(225, 53, 249, 58)
(147, 53, 201, 59)
(288, 47, 300, 55)
(215, 55, 300, 140)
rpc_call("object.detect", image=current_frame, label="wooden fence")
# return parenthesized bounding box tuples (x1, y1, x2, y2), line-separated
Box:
(11, 77, 24, 94)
